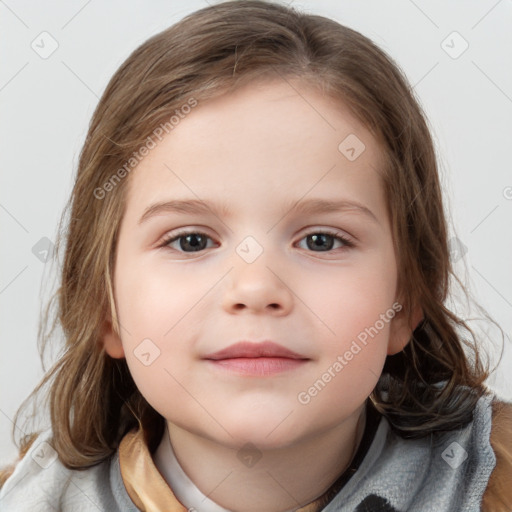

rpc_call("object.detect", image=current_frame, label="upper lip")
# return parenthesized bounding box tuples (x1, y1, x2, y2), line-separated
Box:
(204, 341, 308, 360)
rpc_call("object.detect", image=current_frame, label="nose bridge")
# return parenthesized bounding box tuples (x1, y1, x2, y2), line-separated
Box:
(222, 233, 292, 313)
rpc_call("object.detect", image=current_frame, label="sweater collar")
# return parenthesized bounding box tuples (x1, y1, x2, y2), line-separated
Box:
(118, 400, 381, 511)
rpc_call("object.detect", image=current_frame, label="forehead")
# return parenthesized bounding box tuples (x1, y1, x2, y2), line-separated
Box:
(122, 78, 387, 225)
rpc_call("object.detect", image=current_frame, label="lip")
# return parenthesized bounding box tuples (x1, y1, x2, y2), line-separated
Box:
(204, 341, 307, 360)
(203, 341, 309, 376)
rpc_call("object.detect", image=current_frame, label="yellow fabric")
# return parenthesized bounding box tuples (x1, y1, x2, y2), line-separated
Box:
(119, 428, 187, 512)
(118, 426, 325, 512)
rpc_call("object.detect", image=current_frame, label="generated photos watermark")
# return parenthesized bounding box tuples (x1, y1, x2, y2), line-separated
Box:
(93, 97, 198, 200)
(297, 301, 402, 405)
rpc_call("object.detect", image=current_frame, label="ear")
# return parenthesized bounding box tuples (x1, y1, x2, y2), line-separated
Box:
(100, 315, 125, 359)
(387, 302, 423, 356)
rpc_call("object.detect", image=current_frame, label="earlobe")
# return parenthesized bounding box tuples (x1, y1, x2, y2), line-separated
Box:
(387, 303, 424, 356)
(100, 317, 125, 359)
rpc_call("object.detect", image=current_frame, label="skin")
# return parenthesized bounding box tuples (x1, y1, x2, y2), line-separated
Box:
(102, 77, 422, 512)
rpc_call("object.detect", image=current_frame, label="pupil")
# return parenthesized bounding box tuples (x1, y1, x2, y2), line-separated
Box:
(309, 234, 332, 252)
(182, 234, 204, 251)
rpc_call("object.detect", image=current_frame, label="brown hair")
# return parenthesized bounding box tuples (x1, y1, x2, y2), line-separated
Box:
(1, 0, 507, 489)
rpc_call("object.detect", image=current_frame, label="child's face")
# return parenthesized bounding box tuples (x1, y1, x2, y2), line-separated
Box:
(103, 78, 411, 448)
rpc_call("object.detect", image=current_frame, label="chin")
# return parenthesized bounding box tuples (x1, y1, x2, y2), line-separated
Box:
(222, 417, 309, 451)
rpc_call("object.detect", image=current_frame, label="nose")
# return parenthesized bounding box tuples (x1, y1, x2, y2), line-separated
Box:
(221, 253, 293, 315)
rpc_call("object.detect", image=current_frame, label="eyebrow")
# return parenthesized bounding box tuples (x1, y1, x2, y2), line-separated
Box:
(138, 198, 379, 225)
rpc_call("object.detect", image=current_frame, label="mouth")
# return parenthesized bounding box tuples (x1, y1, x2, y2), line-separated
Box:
(203, 341, 310, 376)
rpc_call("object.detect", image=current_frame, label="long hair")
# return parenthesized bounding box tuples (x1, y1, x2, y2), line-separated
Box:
(3, 0, 505, 476)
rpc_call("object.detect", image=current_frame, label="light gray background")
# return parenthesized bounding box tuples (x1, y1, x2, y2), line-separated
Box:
(1, 0, 511, 465)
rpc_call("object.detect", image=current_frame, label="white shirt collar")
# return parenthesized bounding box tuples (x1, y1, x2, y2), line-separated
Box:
(153, 424, 232, 512)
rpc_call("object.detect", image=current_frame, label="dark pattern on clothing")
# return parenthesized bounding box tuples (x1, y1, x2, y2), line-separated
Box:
(354, 494, 400, 511)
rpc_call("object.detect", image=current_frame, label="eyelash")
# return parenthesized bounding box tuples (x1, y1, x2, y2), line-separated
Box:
(157, 228, 356, 254)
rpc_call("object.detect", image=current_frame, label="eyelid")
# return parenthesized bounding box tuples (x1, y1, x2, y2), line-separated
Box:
(156, 226, 356, 253)
(156, 228, 215, 249)
(296, 228, 356, 250)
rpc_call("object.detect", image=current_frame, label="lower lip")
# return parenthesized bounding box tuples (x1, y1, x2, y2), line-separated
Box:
(206, 357, 308, 376)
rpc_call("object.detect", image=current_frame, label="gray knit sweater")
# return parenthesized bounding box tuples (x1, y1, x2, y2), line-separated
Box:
(0, 393, 496, 511)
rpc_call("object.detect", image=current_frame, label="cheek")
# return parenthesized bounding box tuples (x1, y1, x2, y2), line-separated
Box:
(305, 251, 398, 339)
(122, 337, 193, 421)
(296, 320, 391, 415)
(113, 261, 196, 412)
(115, 259, 201, 340)
(297, 250, 397, 396)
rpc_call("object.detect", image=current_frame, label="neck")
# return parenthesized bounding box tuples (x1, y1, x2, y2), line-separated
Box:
(165, 403, 367, 512)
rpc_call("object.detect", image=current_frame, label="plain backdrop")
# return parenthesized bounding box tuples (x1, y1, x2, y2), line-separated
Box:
(1, 0, 511, 465)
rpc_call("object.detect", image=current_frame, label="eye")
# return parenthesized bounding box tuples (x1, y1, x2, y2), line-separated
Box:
(158, 229, 355, 254)
(158, 230, 216, 253)
(295, 230, 355, 252)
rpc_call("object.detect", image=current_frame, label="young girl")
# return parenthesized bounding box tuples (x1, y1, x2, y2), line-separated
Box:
(1, 1, 511, 511)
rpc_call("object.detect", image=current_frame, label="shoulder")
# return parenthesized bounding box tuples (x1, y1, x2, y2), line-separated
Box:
(317, 392, 500, 512)
(0, 429, 128, 511)
(482, 397, 512, 512)
(372, 391, 497, 511)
